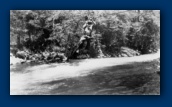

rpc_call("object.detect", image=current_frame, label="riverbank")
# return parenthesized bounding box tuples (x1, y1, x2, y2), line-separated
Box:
(10, 54, 25, 65)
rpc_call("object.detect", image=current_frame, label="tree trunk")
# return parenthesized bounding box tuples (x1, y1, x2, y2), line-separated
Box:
(17, 33, 21, 49)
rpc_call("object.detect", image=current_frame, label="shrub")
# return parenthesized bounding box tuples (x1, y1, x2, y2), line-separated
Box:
(126, 20, 159, 54)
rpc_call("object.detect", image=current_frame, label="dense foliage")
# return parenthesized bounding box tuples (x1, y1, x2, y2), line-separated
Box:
(10, 10, 160, 60)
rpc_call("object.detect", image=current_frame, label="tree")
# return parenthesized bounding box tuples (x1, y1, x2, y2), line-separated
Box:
(10, 10, 28, 49)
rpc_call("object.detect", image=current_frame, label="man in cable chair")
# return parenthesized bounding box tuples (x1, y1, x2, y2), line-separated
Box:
(78, 16, 96, 52)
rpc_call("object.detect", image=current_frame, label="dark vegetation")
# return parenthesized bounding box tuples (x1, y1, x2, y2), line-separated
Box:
(10, 10, 160, 63)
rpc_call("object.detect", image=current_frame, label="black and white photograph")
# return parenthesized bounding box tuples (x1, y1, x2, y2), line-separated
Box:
(10, 10, 160, 95)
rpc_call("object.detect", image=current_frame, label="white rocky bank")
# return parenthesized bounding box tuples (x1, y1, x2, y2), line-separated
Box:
(10, 53, 25, 65)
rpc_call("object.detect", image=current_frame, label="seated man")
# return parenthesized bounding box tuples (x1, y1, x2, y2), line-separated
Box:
(82, 17, 96, 37)
(70, 17, 96, 58)
(78, 17, 96, 51)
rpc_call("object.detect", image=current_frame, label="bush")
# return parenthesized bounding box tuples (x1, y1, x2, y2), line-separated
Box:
(99, 26, 126, 57)
(126, 20, 160, 54)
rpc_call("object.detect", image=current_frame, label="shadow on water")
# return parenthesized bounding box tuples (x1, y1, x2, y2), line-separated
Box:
(38, 60, 160, 95)
(10, 58, 160, 95)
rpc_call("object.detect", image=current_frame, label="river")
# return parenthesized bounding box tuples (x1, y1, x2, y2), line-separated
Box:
(10, 50, 160, 95)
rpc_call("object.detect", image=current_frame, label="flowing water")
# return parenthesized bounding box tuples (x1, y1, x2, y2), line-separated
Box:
(10, 50, 160, 95)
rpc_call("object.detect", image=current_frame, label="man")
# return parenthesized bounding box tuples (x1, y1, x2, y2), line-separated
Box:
(82, 17, 96, 37)
(69, 17, 96, 59)
(78, 17, 96, 50)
